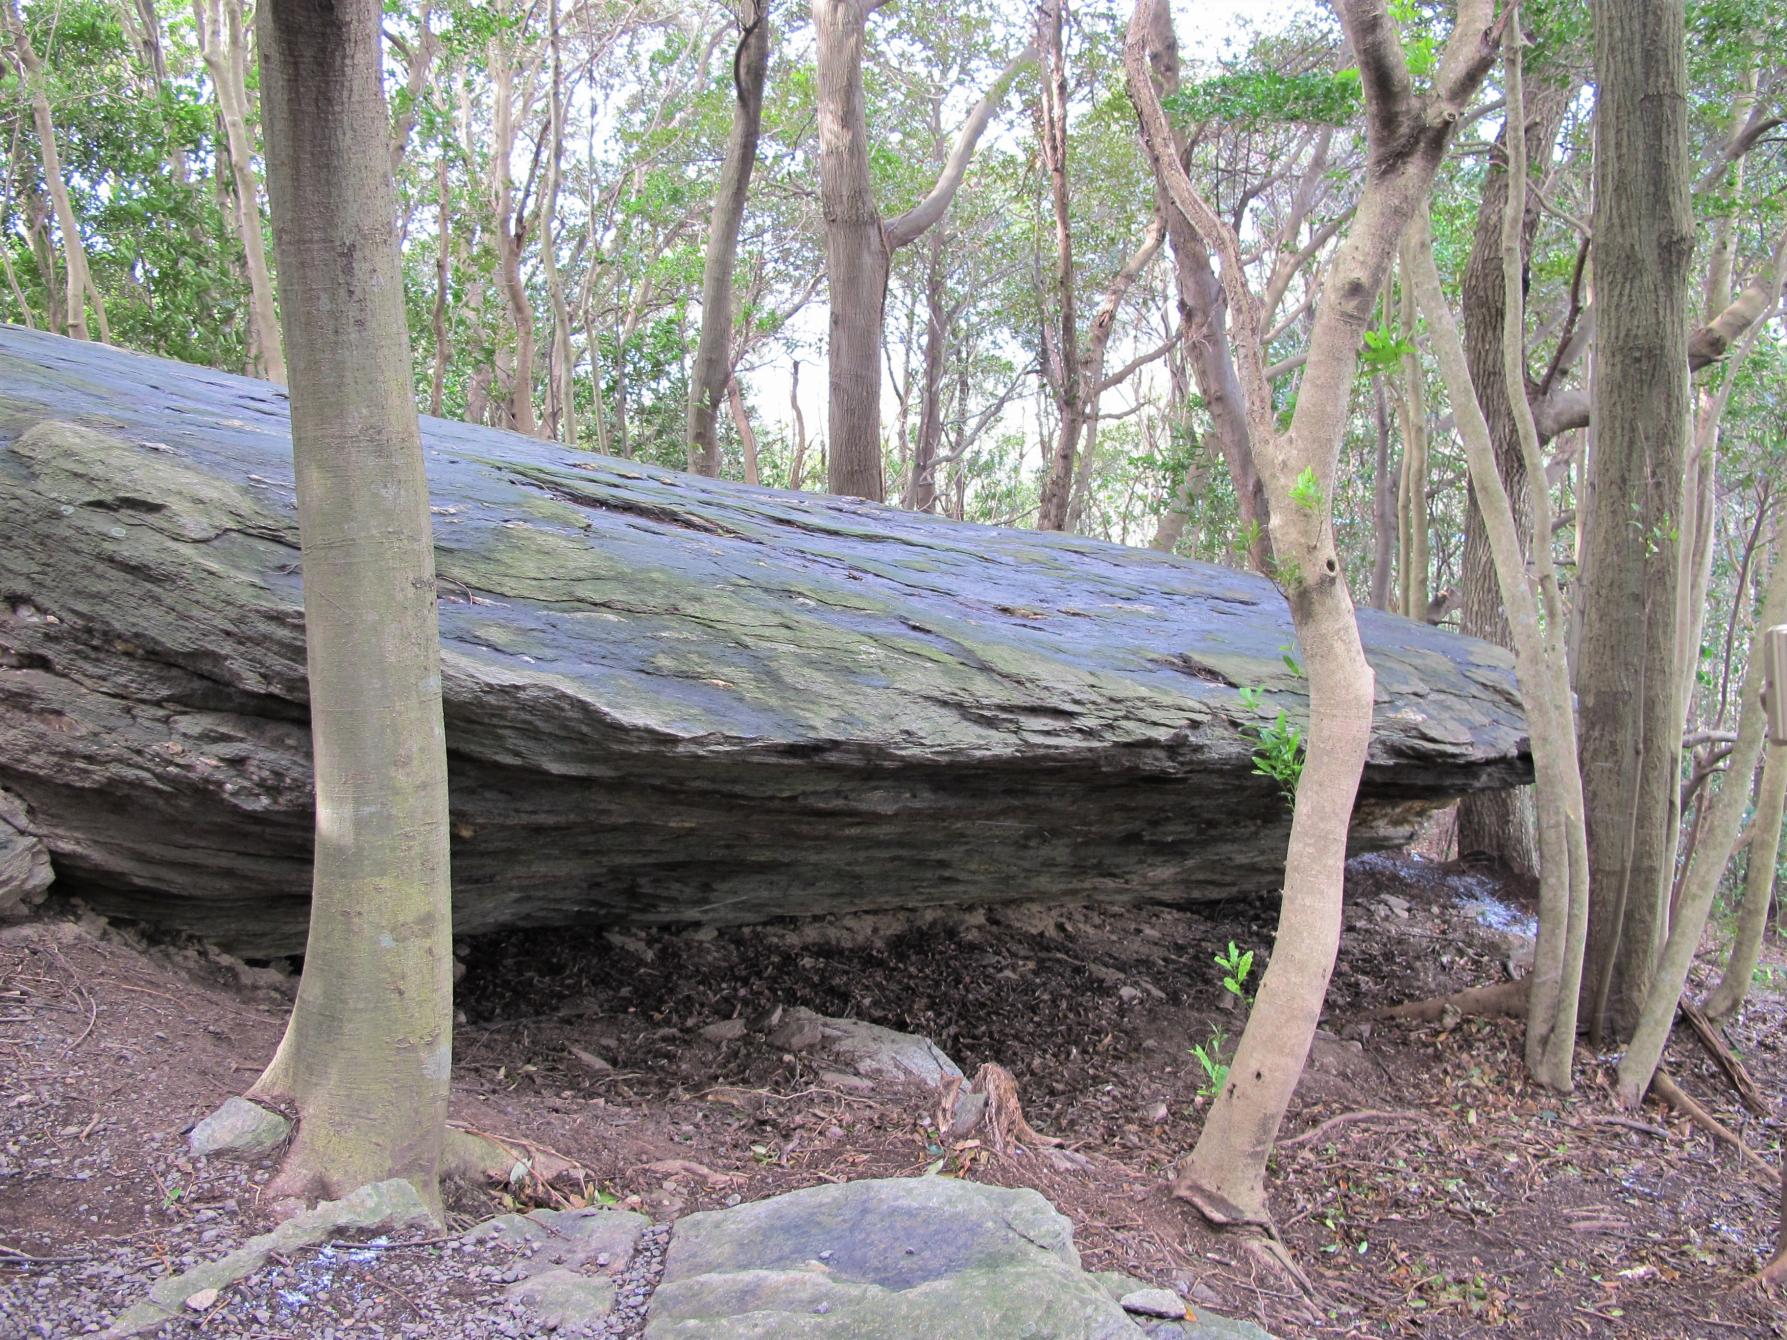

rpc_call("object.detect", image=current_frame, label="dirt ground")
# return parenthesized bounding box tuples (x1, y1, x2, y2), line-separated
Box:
(2, 845, 1785, 1339)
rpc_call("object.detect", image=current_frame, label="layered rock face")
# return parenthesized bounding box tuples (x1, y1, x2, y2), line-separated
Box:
(0, 327, 1530, 955)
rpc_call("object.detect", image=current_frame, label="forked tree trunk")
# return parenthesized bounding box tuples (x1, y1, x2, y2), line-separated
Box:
(248, 0, 453, 1210)
(1127, 0, 1500, 1225)
(1578, 0, 1694, 1045)
(813, 0, 1029, 500)
(195, 0, 285, 383)
(688, 0, 769, 476)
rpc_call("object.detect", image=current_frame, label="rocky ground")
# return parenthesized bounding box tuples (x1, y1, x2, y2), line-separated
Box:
(1, 846, 1784, 1338)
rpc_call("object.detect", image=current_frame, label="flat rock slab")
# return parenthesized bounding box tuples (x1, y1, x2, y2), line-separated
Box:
(645, 1177, 1144, 1339)
(0, 328, 1531, 955)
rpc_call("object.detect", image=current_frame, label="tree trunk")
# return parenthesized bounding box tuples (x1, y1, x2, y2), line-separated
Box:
(1034, 0, 1081, 533)
(1369, 373, 1396, 610)
(726, 376, 759, 485)
(1705, 739, 1786, 1020)
(688, 0, 769, 476)
(248, 0, 453, 1210)
(195, 0, 284, 382)
(4, 0, 110, 345)
(814, 0, 1028, 500)
(1452, 80, 1568, 878)
(904, 231, 950, 512)
(1617, 536, 1787, 1105)
(1578, 0, 1694, 1046)
(491, 49, 538, 437)
(1136, 0, 1269, 573)
(542, 0, 576, 448)
(1394, 267, 1429, 618)
(1127, 0, 1500, 1225)
(787, 358, 809, 491)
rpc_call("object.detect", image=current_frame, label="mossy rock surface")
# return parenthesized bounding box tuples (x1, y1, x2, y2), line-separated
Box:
(0, 328, 1530, 954)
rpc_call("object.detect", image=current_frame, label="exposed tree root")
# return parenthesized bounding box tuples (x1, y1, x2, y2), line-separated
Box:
(1278, 1108, 1427, 1152)
(1681, 1001, 1768, 1115)
(1358, 977, 1526, 1023)
(1649, 1070, 1778, 1190)
(1170, 1169, 1273, 1233)
(103, 1180, 433, 1337)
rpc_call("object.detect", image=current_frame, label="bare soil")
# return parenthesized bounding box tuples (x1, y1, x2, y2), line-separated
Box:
(2, 849, 1784, 1339)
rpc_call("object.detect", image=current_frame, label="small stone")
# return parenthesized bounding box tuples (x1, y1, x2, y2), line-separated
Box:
(768, 1017, 824, 1051)
(188, 1097, 290, 1157)
(698, 1019, 747, 1043)
(1118, 985, 1142, 1004)
(1120, 1288, 1189, 1320)
(184, 1288, 219, 1311)
(1144, 1100, 1169, 1124)
(566, 1046, 612, 1073)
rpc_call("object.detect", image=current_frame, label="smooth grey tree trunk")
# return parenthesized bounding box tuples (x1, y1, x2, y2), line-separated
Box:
(247, 0, 454, 1210)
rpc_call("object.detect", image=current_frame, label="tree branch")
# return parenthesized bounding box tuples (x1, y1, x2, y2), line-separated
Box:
(884, 43, 1037, 251)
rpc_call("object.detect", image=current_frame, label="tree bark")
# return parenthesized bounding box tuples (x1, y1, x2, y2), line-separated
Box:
(688, 1, 769, 476)
(248, 0, 452, 1210)
(195, 0, 284, 382)
(1578, 0, 1694, 1046)
(1369, 372, 1396, 610)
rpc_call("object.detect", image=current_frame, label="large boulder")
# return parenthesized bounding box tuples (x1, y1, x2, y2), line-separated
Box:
(0, 327, 1530, 955)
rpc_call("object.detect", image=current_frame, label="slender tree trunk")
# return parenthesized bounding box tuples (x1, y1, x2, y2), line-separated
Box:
(1034, 0, 1082, 532)
(491, 49, 538, 436)
(542, 0, 576, 447)
(1453, 80, 1567, 877)
(726, 377, 759, 485)
(4, 0, 109, 344)
(1618, 542, 1787, 1104)
(787, 358, 809, 490)
(1129, 0, 1500, 1224)
(195, 0, 284, 381)
(1394, 267, 1429, 618)
(248, 0, 452, 1210)
(1705, 737, 1785, 1020)
(1578, 0, 1695, 1046)
(429, 150, 450, 418)
(904, 231, 950, 511)
(1369, 372, 1396, 610)
(688, 0, 769, 475)
(1136, 0, 1268, 572)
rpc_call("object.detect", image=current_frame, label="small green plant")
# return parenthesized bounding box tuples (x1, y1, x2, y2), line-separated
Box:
(1289, 465, 1324, 512)
(1236, 685, 1306, 807)
(1215, 941, 1255, 1004)
(1191, 1027, 1229, 1099)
